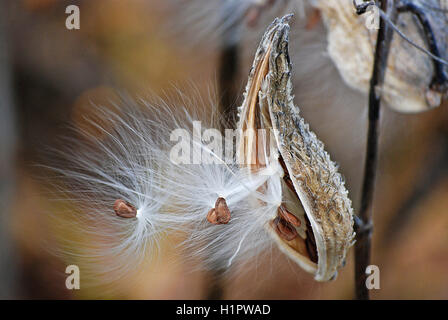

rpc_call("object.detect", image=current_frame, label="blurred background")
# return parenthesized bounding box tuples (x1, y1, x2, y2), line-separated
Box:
(1, 0, 447, 299)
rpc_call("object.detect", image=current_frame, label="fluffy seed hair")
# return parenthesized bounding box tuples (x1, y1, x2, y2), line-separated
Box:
(41, 92, 295, 288)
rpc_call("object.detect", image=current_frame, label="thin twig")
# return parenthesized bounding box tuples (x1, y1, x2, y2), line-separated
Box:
(354, 0, 448, 299)
(354, 0, 397, 300)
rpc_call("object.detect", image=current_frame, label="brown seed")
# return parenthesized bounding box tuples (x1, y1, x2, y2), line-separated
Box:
(274, 217, 298, 241)
(113, 199, 137, 218)
(206, 208, 217, 224)
(206, 197, 231, 225)
(278, 205, 301, 227)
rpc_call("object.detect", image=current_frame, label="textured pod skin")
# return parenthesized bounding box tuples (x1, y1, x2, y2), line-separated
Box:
(315, 0, 448, 113)
(237, 15, 355, 281)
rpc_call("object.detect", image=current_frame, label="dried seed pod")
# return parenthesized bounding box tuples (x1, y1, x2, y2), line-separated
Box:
(237, 15, 355, 281)
(315, 0, 448, 113)
(113, 199, 137, 218)
(206, 197, 231, 225)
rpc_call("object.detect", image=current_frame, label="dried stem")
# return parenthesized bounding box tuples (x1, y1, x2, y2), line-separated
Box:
(354, 0, 448, 299)
(354, 0, 396, 300)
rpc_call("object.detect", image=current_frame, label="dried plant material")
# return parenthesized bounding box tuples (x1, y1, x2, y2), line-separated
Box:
(114, 199, 138, 218)
(237, 15, 355, 281)
(44, 12, 359, 286)
(314, 0, 448, 113)
(207, 197, 231, 225)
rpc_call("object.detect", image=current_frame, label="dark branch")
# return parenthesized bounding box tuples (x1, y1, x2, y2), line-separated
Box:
(352, 0, 448, 300)
(354, 0, 397, 300)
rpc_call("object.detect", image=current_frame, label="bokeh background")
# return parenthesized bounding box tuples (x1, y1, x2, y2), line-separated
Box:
(1, 0, 447, 299)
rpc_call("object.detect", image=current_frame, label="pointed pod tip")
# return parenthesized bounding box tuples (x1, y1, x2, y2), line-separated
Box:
(267, 13, 293, 38)
(281, 13, 294, 24)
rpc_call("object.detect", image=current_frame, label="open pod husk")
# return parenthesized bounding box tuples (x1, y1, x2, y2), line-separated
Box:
(236, 15, 355, 281)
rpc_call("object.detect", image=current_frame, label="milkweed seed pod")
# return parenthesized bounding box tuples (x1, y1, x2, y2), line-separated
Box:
(314, 0, 448, 113)
(237, 15, 355, 281)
